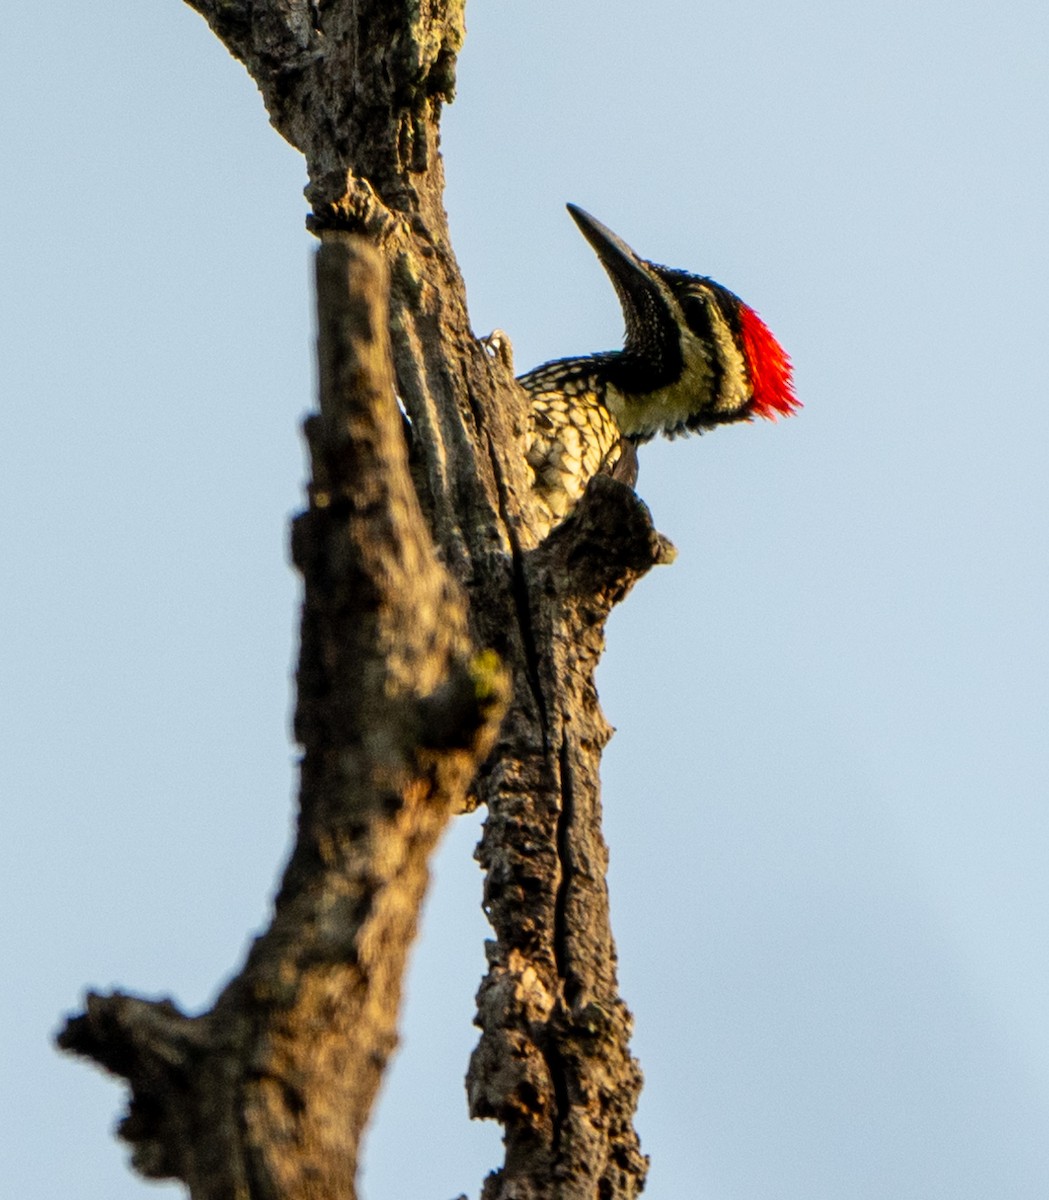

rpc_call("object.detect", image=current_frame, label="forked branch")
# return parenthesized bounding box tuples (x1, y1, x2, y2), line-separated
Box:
(59, 4, 674, 1197)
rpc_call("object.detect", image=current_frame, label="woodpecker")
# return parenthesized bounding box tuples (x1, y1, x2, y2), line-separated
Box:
(520, 205, 798, 534)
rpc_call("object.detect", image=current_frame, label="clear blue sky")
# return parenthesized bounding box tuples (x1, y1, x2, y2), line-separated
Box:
(4, 3, 1049, 1197)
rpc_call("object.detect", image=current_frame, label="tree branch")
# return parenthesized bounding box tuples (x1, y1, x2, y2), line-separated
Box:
(59, 236, 507, 1200)
(60, 4, 677, 1196)
(469, 478, 673, 1200)
(184, 0, 465, 193)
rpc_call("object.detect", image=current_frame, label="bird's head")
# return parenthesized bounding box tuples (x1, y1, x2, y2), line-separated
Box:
(566, 204, 798, 432)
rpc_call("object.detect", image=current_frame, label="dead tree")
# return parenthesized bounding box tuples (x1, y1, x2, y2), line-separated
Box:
(58, 4, 673, 1197)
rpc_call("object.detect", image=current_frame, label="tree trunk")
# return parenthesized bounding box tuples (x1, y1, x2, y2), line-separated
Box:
(58, 4, 673, 1197)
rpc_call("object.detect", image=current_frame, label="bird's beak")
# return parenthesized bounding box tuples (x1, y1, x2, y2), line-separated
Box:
(566, 204, 648, 275)
(566, 205, 674, 357)
(566, 204, 659, 296)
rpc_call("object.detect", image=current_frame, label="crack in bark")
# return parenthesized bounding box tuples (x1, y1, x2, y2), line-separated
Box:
(554, 731, 576, 995)
(508, 539, 550, 738)
(547, 729, 579, 1155)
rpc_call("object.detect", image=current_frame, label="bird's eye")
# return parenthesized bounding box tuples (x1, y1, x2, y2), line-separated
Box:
(680, 291, 714, 341)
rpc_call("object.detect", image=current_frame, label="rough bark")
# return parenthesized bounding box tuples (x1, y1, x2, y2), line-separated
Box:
(470, 479, 673, 1200)
(58, 4, 674, 1198)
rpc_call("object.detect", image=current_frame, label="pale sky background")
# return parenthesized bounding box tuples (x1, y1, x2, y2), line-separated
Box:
(4, 3, 1049, 1198)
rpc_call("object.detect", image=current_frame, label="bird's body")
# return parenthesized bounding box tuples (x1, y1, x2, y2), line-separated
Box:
(519, 206, 797, 535)
(521, 358, 622, 531)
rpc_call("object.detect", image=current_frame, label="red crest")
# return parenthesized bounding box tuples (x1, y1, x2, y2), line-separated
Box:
(739, 304, 798, 420)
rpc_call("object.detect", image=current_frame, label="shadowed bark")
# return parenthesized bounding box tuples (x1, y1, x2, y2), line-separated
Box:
(58, 4, 674, 1197)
